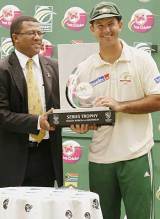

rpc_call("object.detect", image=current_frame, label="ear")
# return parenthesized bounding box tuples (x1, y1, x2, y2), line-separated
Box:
(118, 20, 123, 32)
(12, 33, 18, 45)
(90, 23, 94, 33)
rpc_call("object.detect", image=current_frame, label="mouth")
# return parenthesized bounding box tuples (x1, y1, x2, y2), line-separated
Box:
(33, 43, 42, 49)
(101, 34, 114, 41)
(103, 34, 112, 38)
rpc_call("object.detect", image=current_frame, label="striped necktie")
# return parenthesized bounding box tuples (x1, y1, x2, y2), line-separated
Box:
(26, 59, 45, 143)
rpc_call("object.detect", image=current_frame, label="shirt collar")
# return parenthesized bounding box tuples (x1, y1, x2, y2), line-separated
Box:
(93, 40, 131, 68)
(118, 40, 132, 62)
(15, 49, 40, 69)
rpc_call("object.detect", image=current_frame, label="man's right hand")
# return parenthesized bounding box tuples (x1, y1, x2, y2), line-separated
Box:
(39, 109, 55, 131)
(70, 124, 98, 133)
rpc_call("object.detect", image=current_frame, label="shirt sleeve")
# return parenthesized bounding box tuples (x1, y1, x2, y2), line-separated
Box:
(140, 52, 160, 95)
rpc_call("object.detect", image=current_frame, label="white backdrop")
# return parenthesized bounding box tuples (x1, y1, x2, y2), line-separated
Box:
(58, 43, 99, 109)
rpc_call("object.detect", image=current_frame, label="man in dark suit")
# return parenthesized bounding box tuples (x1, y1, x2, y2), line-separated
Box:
(0, 16, 63, 187)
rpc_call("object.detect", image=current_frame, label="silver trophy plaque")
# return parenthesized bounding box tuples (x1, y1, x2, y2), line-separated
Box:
(48, 66, 115, 127)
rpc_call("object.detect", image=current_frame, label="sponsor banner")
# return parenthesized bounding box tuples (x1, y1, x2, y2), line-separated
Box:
(1, 37, 13, 59)
(34, 5, 56, 32)
(64, 172, 79, 188)
(61, 7, 87, 31)
(40, 38, 54, 57)
(63, 140, 82, 163)
(128, 9, 154, 33)
(156, 186, 160, 200)
(0, 38, 53, 59)
(139, 0, 150, 2)
(133, 42, 152, 54)
(0, 5, 21, 28)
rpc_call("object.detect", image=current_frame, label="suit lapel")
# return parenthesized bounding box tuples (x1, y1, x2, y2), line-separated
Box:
(9, 52, 27, 101)
(9, 53, 53, 111)
(39, 56, 52, 110)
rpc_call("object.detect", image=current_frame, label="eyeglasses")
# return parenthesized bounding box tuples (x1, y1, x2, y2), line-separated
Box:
(15, 31, 45, 37)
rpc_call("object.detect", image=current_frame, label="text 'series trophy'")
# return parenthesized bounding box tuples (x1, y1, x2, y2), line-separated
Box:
(48, 67, 115, 127)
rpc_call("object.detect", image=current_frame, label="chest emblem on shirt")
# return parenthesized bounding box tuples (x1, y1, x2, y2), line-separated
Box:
(119, 72, 132, 84)
(90, 72, 110, 87)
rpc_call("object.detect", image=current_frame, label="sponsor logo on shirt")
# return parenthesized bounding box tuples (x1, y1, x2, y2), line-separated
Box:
(120, 72, 132, 84)
(90, 73, 110, 87)
(154, 76, 160, 83)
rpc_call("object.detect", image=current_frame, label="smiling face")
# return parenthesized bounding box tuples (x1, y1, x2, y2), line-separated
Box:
(12, 21, 43, 58)
(90, 17, 123, 46)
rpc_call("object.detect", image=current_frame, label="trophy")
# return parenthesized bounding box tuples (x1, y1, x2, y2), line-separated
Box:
(48, 66, 115, 127)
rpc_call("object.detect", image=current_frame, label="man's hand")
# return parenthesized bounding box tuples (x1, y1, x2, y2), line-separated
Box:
(94, 96, 121, 112)
(39, 109, 55, 131)
(70, 124, 98, 133)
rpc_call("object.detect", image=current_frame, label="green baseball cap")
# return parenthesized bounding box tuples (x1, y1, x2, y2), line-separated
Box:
(89, 1, 122, 23)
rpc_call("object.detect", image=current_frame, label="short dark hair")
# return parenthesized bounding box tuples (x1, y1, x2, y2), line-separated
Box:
(115, 16, 122, 22)
(10, 15, 39, 43)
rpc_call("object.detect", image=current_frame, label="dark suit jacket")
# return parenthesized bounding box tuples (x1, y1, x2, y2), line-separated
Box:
(0, 51, 63, 187)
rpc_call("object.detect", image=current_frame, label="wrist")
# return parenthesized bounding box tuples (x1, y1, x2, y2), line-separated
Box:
(116, 102, 127, 112)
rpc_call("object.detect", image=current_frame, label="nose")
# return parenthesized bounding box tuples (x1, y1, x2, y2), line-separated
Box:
(34, 32, 41, 38)
(103, 25, 110, 32)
